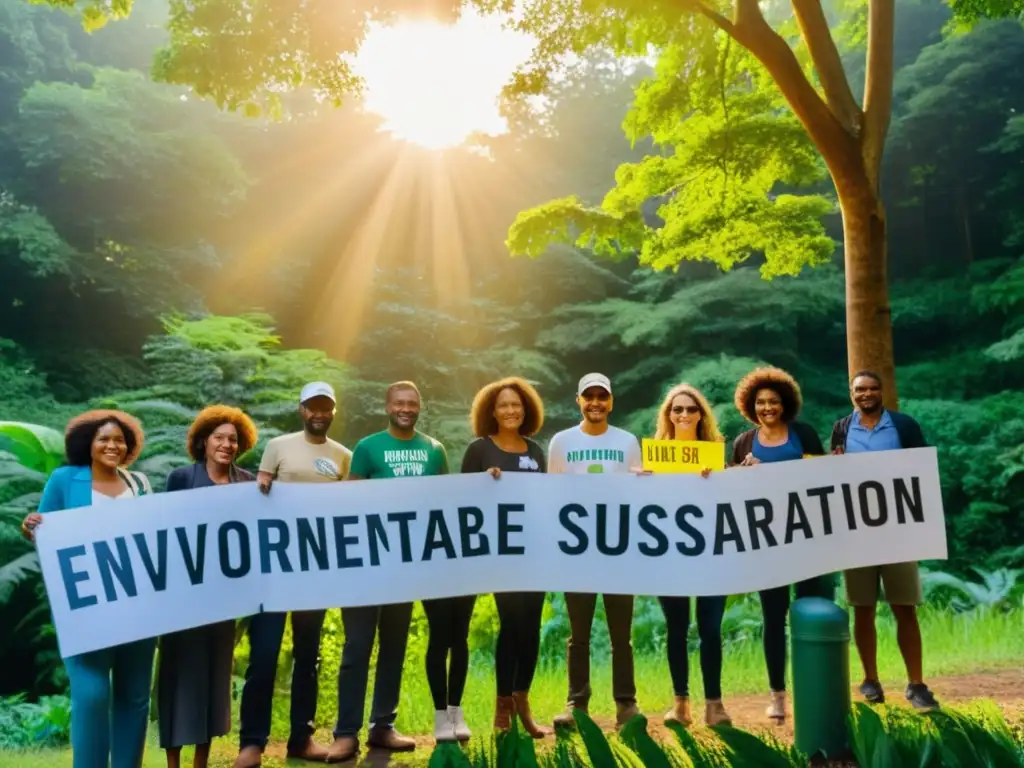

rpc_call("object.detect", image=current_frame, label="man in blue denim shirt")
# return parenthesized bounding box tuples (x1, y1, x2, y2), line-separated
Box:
(831, 371, 939, 712)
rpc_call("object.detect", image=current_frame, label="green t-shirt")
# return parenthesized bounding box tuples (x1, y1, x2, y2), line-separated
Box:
(349, 430, 449, 479)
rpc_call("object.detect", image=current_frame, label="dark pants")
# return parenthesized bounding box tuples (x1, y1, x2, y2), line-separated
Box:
(238, 610, 326, 752)
(422, 596, 476, 710)
(333, 602, 413, 738)
(565, 593, 636, 707)
(658, 595, 727, 700)
(494, 592, 545, 696)
(760, 576, 834, 691)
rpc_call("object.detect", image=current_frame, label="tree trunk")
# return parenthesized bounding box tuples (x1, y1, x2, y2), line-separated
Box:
(839, 185, 898, 409)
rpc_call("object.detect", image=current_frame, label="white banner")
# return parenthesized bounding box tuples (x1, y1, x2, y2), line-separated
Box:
(36, 448, 947, 658)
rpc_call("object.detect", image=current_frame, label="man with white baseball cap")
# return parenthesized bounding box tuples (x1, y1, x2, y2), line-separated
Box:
(546, 372, 644, 730)
(233, 381, 352, 768)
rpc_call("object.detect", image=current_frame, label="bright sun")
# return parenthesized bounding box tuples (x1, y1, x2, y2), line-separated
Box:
(353, 11, 536, 150)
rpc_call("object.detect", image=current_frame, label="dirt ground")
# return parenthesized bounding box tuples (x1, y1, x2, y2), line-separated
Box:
(252, 669, 1024, 766)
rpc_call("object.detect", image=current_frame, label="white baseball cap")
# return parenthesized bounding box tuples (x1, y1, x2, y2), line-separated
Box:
(577, 373, 612, 395)
(299, 381, 336, 405)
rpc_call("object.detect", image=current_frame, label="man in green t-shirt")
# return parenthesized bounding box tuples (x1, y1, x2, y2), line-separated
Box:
(327, 381, 448, 762)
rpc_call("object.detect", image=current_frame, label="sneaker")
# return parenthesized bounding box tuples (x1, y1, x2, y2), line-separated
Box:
(859, 679, 886, 704)
(447, 705, 472, 742)
(765, 690, 786, 722)
(905, 683, 939, 710)
(434, 710, 457, 743)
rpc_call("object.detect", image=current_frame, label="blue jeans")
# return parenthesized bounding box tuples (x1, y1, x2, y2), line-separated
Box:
(65, 638, 157, 768)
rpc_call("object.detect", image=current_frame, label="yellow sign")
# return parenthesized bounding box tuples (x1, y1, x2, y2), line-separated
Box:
(641, 439, 726, 474)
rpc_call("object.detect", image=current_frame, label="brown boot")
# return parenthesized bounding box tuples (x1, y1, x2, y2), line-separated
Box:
(367, 727, 416, 751)
(232, 746, 262, 768)
(705, 698, 732, 726)
(663, 696, 692, 726)
(325, 736, 359, 763)
(615, 701, 641, 726)
(552, 704, 581, 730)
(512, 691, 552, 738)
(286, 737, 331, 761)
(494, 695, 515, 730)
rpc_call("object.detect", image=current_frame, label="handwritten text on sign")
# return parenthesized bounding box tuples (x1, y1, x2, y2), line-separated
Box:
(35, 449, 947, 658)
(641, 439, 726, 473)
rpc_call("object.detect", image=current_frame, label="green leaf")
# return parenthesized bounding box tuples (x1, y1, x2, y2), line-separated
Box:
(619, 714, 673, 768)
(0, 423, 64, 475)
(572, 709, 617, 768)
(712, 725, 806, 767)
(0, 552, 41, 605)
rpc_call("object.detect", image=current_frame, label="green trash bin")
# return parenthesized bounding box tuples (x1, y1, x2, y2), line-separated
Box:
(791, 596, 851, 760)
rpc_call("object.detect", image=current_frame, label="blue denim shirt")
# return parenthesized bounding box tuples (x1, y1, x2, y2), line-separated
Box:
(845, 409, 903, 453)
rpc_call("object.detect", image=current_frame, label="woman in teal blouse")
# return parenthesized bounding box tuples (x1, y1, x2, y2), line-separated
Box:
(22, 409, 157, 768)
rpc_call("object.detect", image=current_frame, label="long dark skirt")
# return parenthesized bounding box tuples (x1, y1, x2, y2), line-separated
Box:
(156, 620, 235, 748)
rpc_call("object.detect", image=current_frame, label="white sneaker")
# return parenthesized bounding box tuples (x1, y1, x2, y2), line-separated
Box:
(447, 705, 472, 741)
(434, 710, 457, 743)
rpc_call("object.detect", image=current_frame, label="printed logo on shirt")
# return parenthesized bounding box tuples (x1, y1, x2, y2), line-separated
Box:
(314, 457, 341, 479)
(566, 449, 626, 464)
(587, 464, 604, 473)
(384, 448, 430, 477)
(518, 455, 540, 471)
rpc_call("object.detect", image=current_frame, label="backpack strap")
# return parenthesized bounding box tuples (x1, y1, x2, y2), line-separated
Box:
(118, 468, 152, 496)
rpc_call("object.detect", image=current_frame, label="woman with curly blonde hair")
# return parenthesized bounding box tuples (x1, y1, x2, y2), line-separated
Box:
(646, 383, 732, 729)
(156, 405, 258, 768)
(21, 409, 156, 768)
(729, 366, 829, 724)
(459, 377, 550, 740)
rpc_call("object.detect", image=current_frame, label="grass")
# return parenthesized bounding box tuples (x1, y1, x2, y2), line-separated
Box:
(1, 606, 1022, 767)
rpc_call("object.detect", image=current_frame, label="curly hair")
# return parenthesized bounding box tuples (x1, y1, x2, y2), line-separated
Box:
(654, 383, 724, 442)
(469, 377, 545, 438)
(187, 405, 259, 462)
(734, 366, 803, 425)
(65, 409, 144, 467)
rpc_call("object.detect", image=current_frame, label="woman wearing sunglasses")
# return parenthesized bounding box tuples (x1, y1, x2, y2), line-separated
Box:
(644, 383, 733, 728)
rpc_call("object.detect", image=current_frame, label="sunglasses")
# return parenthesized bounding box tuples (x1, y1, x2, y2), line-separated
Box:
(671, 405, 701, 415)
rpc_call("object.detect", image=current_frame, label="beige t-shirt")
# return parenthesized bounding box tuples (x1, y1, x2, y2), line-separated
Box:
(259, 431, 352, 483)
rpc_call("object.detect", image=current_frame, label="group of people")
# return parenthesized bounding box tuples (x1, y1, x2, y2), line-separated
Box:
(20, 365, 941, 768)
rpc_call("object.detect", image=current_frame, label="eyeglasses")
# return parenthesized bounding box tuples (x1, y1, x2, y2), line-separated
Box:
(671, 405, 701, 415)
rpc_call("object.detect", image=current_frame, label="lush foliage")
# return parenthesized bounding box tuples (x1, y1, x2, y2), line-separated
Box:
(2, 0, 1024, 753)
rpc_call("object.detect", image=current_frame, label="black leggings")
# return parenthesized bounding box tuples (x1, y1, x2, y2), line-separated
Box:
(760, 577, 832, 691)
(658, 595, 726, 700)
(423, 596, 476, 710)
(494, 592, 545, 697)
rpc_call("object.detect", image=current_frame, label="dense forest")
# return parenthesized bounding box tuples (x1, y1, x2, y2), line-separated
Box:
(1, 0, 1022, 703)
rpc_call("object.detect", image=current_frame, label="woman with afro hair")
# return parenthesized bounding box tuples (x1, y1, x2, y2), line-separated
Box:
(155, 405, 258, 768)
(21, 409, 157, 768)
(460, 377, 550, 741)
(729, 367, 832, 724)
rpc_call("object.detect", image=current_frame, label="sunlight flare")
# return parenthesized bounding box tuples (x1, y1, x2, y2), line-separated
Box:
(353, 10, 535, 150)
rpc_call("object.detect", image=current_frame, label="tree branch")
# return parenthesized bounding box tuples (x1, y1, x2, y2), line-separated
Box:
(861, 0, 895, 195)
(791, 0, 862, 137)
(688, 0, 737, 34)
(670, 0, 863, 184)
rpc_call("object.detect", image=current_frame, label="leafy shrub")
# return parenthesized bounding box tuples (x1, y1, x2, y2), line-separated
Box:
(0, 693, 71, 748)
